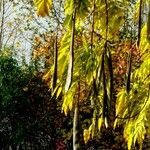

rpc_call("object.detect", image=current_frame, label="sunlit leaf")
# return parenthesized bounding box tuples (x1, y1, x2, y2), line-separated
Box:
(83, 129, 90, 144)
(64, 0, 74, 15)
(98, 117, 103, 131)
(34, 0, 52, 17)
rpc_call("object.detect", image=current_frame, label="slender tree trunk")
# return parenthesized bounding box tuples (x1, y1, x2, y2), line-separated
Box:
(0, 0, 4, 51)
(102, 0, 109, 128)
(52, 0, 62, 91)
(51, 1, 62, 149)
(147, 2, 150, 41)
(107, 48, 114, 127)
(73, 82, 81, 150)
(137, 0, 143, 47)
(52, 35, 58, 91)
(90, 0, 95, 52)
(73, 100, 80, 150)
(126, 47, 132, 93)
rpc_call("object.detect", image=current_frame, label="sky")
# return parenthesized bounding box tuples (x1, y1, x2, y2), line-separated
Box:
(1, 0, 55, 64)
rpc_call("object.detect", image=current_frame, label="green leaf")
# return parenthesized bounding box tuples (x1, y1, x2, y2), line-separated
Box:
(64, 15, 73, 29)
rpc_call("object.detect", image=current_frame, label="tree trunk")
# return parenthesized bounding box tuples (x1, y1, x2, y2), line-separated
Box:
(73, 97, 81, 150)
(0, 0, 4, 51)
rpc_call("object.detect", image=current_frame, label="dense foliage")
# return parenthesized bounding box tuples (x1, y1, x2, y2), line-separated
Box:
(0, 0, 150, 149)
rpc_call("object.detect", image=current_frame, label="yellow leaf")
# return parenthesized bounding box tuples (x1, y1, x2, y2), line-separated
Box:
(114, 119, 118, 129)
(34, 0, 52, 17)
(91, 126, 95, 138)
(104, 117, 108, 128)
(43, 70, 51, 81)
(56, 86, 62, 98)
(98, 117, 103, 131)
(63, 106, 68, 116)
(64, 0, 74, 15)
(62, 96, 68, 116)
(88, 123, 95, 139)
(51, 84, 60, 97)
(89, 124, 93, 132)
(116, 89, 127, 116)
(83, 129, 90, 144)
(68, 100, 73, 111)
(127, 135, 133, 150)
